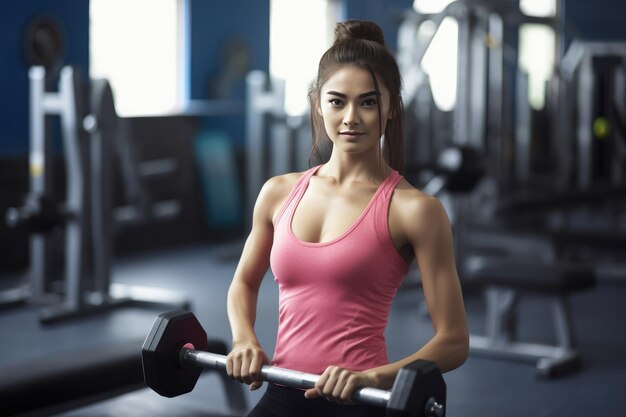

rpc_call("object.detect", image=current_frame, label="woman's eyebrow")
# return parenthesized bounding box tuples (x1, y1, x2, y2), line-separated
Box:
(326, 90, 379, 98)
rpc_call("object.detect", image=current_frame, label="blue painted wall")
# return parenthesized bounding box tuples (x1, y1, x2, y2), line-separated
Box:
(564, 0, 626, 41)
(188, 0, 270, 98)
(344, 0, 413, 52)
(187, 0, 270, 147)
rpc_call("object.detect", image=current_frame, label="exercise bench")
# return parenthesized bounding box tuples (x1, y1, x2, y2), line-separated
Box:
(464, 255, 596, 377)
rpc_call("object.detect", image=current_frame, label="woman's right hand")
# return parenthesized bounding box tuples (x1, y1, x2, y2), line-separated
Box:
(226, 342, 269, 391)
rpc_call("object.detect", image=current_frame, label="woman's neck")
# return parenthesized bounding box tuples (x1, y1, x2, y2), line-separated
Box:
(320, 150, 391, 185)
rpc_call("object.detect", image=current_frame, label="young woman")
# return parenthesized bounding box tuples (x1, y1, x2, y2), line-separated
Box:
(226, 20, 468, 417)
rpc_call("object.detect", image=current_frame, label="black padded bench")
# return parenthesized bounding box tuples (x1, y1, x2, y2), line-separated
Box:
(0, 338, 246, 416)
(464, 256, 596, 377)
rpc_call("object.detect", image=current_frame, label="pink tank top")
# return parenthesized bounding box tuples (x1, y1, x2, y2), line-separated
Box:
(270, 165, 409, 374)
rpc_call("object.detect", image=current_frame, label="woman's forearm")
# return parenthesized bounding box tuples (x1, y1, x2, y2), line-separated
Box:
(227, 280, 262, 346)
(368, 333, 469, 390)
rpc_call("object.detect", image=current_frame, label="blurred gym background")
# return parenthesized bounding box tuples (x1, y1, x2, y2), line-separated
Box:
(1, 0, 625, 416)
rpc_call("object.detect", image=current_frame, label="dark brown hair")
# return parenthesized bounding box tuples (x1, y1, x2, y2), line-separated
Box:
(308, 20, 405, 173)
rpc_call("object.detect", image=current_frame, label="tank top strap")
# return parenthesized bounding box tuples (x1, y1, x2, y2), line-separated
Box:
(370, 170, 403, 241)
(302, 164, 323, 185)
(274, 165, 322, 226)
(377, 171, 403, 202)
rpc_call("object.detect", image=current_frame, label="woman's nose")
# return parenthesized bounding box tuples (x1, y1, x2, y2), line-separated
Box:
(343, 105, 360, 126)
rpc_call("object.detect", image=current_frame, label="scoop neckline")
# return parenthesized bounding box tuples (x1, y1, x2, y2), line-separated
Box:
(288, 166, 396, 247)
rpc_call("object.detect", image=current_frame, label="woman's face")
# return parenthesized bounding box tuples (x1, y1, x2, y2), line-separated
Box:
(318, 65, 391, 157)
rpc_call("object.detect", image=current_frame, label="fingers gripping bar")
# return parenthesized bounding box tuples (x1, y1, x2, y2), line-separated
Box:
(181, 348, 392, 407)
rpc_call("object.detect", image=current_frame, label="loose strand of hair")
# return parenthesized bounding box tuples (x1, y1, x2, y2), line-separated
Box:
(364, 63, 385, 174)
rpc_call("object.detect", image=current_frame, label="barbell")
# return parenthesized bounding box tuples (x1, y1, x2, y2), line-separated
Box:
(141, 311, 446, 417)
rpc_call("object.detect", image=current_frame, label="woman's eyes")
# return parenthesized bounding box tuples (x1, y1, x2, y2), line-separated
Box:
(328, 98, 378, 107)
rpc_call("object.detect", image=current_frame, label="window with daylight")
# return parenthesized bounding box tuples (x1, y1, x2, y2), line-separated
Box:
(270, 0, 341, 116)
(90, 0, 186, 116)
(413, 0, 459, 111)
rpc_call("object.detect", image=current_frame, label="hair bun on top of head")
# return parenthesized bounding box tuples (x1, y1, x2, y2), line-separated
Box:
(334, 20, 385, 46)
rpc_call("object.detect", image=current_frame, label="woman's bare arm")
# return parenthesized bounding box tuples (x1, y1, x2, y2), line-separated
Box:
(368, 192, 469, 389)
(226, 174, 299, 388)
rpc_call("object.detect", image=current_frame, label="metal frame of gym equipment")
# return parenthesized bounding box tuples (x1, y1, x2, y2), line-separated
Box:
(456, 196, 601, 378)
(397, 0, 568, 191)
(469, 285, 582, 377)
(398, 1, 490, 170)
(498, 40, 626, 278)
(0, 66, 190, 323)
(464, 223, 594, 379)
(461, 230, 593, 377)
(244, 70, 312, 230)
(555, 40, 626, 191)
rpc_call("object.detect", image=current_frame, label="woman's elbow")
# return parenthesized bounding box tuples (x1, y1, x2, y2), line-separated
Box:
(440, 331, 469, 372)
(451, 331, 470, 370)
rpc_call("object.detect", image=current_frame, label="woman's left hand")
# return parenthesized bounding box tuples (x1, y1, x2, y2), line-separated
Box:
(304, 366, 378, 404)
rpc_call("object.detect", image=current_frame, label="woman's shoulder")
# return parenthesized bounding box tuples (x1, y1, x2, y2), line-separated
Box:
(393, 178, 438, 205)
(391, 178, 449, 225)
(255, 169, 310, 212)
(261, 170, 307, 197)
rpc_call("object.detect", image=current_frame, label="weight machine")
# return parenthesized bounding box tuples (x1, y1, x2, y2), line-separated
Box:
(397, 0, 567, 190)
(555, 40, 626, 190)
(1, 66, 190, 323)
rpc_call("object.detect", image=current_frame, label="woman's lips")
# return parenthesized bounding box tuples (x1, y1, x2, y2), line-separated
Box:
(339, 131, 365, 137)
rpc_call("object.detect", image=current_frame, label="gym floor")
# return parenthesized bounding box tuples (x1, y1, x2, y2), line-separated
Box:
(1, 242, 625, 417)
